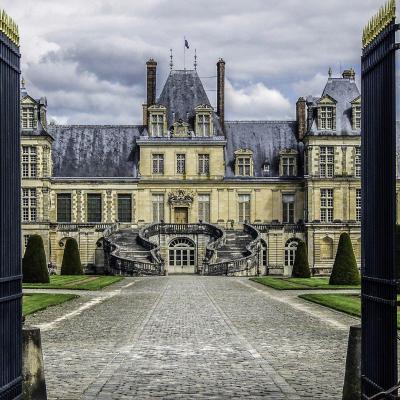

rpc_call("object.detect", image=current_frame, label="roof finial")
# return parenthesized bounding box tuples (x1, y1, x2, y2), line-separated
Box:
(21, 76, 25, 90)
(169, 49, 173, 71)
(328, 67, 332, 79)
(194, 49, 197, 71)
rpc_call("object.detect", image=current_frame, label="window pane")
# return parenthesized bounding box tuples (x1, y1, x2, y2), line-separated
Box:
(118, 194, 132, 222)
(87, 194, 102, 222)
(57, 193, 72, 223)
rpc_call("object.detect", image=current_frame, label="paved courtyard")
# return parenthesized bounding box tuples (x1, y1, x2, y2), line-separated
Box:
(25, 276, 359, 399)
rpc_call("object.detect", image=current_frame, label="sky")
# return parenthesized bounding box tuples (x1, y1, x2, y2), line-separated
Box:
(4, 0, 384, 124)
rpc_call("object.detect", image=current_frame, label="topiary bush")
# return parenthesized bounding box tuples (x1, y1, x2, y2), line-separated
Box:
(22, 235, 50, 283)
(329, 232, 360, 285)
(61, 238, 83, 275)
(291, 240, 311, 278)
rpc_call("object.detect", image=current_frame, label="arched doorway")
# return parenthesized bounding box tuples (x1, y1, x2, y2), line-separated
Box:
(168, 237, 196, 274)
(284, 238, 300, 276)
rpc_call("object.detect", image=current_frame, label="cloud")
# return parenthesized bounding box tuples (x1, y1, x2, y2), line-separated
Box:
(226, 80, 292, 120)
(2, 0, 377, 124)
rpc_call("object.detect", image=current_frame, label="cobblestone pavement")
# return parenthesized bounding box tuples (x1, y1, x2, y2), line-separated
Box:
(25, 276, 359, 399)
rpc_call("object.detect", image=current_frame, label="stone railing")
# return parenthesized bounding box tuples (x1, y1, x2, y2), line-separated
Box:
(50, 222, 115, 232)
(203, 223, 261, 276)
(252, 222, 305, 233)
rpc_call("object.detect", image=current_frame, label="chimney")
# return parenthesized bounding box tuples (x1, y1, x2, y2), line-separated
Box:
(296, 97, 307, 141)
(146, 58, 157, 125)
(217, 58, 225, 131)
(342, 68, 355, 81)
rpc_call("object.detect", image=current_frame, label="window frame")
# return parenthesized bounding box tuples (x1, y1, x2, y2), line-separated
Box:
(320, 146, 335, 178)
(356, 188, 361, 222)
(87, 193, 102, 223)
(198, 194, 210, 222)
(176, 154, 186, 175)
(282, 194, 295, 223)
(152, 153, 165, 175)
(320, 188, 334, 223)
(197, 114, 211, 137)
(22, 146, 37, 178)
(117, 194, 132, 223)
(150, 114, 164, 137)
(22, 188, 37, 222)
(152, 194, 165, 222)
(355, 146, 361, 178)
(57, 193, 72, 223)
(198, 154, 210, 175)
(238, 194, 251, 223)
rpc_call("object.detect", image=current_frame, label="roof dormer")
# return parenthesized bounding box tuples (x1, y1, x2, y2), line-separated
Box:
(148, 104, 167, 137)
(195, 104, 213, 137)
(351, 96, 361, 130)
(317, 95, 337, 131)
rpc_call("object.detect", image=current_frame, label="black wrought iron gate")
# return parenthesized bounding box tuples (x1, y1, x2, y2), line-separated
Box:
(0, 11, 22, 400)
(361, 1, 398, 398)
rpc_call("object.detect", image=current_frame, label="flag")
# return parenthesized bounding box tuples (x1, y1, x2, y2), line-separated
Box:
(185, 39, 189, 49)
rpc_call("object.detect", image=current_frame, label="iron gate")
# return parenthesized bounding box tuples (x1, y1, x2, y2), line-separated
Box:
(361, 0, 398, 398)
(0, 11, 22, 400)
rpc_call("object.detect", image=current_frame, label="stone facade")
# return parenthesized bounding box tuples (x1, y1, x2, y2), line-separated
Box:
(20, 60, 385, 276)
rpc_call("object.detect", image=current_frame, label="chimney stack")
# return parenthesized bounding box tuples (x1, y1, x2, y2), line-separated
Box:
(217, 58, 225, 131)
(146, 58, 157, 125)
(342, 68, 356, 81)
(296, 97, 307, 141)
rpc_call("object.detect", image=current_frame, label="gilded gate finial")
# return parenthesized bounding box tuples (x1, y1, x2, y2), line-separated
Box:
(362, 0, 396, 48)
(0, 9, 19, 46)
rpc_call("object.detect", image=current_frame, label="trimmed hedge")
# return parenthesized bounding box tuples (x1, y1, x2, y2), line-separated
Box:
(292, 240, 311, 278)
(22, 235, 50, 283)
(61, 238, 83, 275)
(329, 233, 360, 286)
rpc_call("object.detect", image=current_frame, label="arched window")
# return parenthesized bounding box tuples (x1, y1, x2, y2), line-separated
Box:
(320, 236, 334, 259)
(169, 238, 196, 268)
(284, 239, 299, 267)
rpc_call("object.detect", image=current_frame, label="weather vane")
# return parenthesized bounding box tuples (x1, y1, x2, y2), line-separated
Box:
(194, 49, 197, 71)
(170, 49, 173, 71)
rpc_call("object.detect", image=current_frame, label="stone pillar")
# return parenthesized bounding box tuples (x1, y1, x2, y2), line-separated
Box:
(22, 327, 47, 400)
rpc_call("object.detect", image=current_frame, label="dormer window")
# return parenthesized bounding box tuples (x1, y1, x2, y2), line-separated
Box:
(148, 105, 167, 137)
(22, 106, 35, 130)
(151, 114, 164, 137)
(263, 162, 270, 176)
(195, 104, 213, 136)
(279, 150, 298, 177)
(351, 96, 361, 130)
(234, 149, 254, 177)
(317, 95, 337, 131)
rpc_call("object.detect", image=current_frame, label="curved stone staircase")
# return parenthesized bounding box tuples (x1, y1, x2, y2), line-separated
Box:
(214, 230, 254, 263)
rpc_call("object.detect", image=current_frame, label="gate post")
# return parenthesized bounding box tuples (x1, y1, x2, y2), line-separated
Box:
(361, 0, 398, 397)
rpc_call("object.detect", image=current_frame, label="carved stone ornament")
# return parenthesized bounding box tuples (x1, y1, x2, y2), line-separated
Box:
(168, 189, 194, 206)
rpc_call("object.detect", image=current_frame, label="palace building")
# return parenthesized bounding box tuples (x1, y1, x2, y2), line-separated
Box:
(20, 59, 369, 276)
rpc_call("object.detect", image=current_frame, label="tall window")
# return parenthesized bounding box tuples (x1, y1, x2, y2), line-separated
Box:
(353, 106, 361, 129)
(355, 147, 361, 178)
(320, 146, 334, 178)
(304, 149, 309, 175)
(152, 154, 164, 174)
(282, 194, 295, 223)
(237, 157, 251, 176)
(197, 114, 211, 136)
(198, 194, 210, 222)
(22, 146, 37, 178)
(22, 107, 35, 129)
(87, 194, 102, 223)
(118, 194, 132, 223)
(319, 106, 334, 130)
(151, 114, 164, 137)
(176, 154, 186, 174)
(57, 193, 71, 223)
(356, 189, 361, 222)
(284, 239, 298, 267)
(282, 157, 296, 176)
(320, 189, 334, 223)
(238, 194, 251, 223)
(152, 194, 164, 222)
(198, 154, 210, 175)
(22, 188, 37, 222)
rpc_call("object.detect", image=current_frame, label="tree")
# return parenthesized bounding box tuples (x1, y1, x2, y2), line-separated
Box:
(61, 238, 83, 275)
(291, 240, 311, 278)
(22, 235, 49, 283)
(329, 232, 360, 285)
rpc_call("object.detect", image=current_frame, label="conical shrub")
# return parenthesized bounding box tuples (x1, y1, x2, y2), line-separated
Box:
(291, 240, 311, 278)
(329, 233, 360, 285)
(61, 238, 83, 275)
(22, 235, 49, 283)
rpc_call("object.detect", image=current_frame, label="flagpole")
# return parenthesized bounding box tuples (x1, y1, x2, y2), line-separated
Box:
(184, 36, 186, 70)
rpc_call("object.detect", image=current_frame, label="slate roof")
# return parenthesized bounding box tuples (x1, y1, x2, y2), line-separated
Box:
(48, 125, 143, 177)
(307, 77, 360, 136)
(224, 121, 299, 177)
(157, 70, 223, 135)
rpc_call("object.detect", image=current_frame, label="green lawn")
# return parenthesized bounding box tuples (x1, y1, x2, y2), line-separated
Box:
(250, 276, 360, 290)
(23, 293, 78, 316)
(299, 293, 400, 328)
(23, 275, 123, 290)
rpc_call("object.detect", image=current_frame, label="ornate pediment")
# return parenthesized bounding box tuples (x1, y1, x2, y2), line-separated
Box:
(172, 119, 190, 137)
(168, 189, 194, 206)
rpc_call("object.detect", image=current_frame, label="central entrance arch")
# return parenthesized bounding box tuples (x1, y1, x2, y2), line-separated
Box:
(168, 237, 196, 274)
